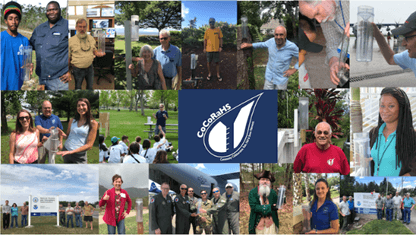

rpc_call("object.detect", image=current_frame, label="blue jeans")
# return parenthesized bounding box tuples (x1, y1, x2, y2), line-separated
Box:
(11, 216, 18, 228)
(107, 219, 125, 234)
(73, 65, 94, 90)
(67, 215, 74, 228)
(386, 208, 393, 221)
(21, 215, 27, 227)
(41, 77, 69, 90)
(404, 208, 412, 223)
(75, 214, 83, 228)
(377, 209, 383, 220)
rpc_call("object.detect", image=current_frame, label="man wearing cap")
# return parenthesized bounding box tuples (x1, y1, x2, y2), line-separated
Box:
(241, 26, 299, 90)
(248, 170, 279, 234)
(372, 11, 416, 76)
(194, 190, 215, 234)
(174, 184, 197, 234)
(30, 1, 70, 90)
(153, 104, 168, 136)
(210, 187, 229, 234)
(204, 18, 224, 81)
(108, 136, 125, 163)
(403, 193, 415, 225)
(222, 183, 239, 234)
(1, 1, 31, 90)
(150, 182, 174, 234)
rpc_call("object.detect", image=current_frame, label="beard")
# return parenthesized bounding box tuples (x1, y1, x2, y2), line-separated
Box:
(259, 184, 271, 197)
(77, 32, 87, 39)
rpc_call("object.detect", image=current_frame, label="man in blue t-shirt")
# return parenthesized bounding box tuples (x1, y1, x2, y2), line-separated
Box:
(1, 1, 32, 90)
(153, 103, 168, 135)
(35, 100, 64, 163)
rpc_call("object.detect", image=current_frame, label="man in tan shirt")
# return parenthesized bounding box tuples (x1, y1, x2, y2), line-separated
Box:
(68, 18, 105, 90)
(20, 202, 28, 227)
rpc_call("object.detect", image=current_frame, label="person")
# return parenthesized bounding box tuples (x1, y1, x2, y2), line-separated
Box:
(9, 110, 45, 164)
(372, 11, 416, 76)
(293, 122, 350, 174)
(210, 187, 229, 234)
(135, 136, 143, 153)
(129, 45, 167, 90)
(157, 129, 173, 152)
(305, 178, 339, 234)
(74, 202, 83, 228)
(393, 192, 402, 220)
(299, 0, 350, 86)
(339, 196, 350, 231)
(83, 201, 95, 230)
(35, 100, 64, 163)
(30, 1, 70, 90)
(381, 193, 387, 219)
(195, 190, 214, 234)
(152, 150, 169, 164)
(66, 203, 74, 228)
(222, 183, 239, 234)
(120, 135, 129, 155)
(59, 204, 66, 226)
(69, 18, 105, 90)
(10, 203, 18, 228)
(123, 142, 146, 164)
(248, 170, 279, 234)
(385, 195, 394, 221)
(240, 26, 299, 90)
(21, 202, 28, 227)
(1, 1, 32, 90)
(188, 188, 198, 234)
(369, 87, 416, 176)
(204, 18, 223, 81)
(2, 200, 11, 230)
(57, 98, 99, 163)
(141, 139, 157, 163)
(403, 193, 415, 225)
(153, 104, 168, 135)
(108, 136, 124, 163)
(375, 194, 384, 220)
(99, 174, 132, 234)
(149, 182, 174, 234)
(153, 135, 166, 151)
(153, 29, 182, 90)
(387, 31, 391, 46)
(99, 135, 109, 163)
(174, 184, 197, 234)
(347, 196, 354, 224)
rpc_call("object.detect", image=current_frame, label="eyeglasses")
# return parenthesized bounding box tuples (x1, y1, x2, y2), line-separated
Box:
(160, 37, 168, 41)
(316, 131, 329, 135)
(181, 188, 187, 190)
(188, 191, 194, 192)
(161, 187, 169, 190)
(226, 187, 232, 189)
(201, 192, 207, 195)
(213, 190, 219, 193)
(274, 34, 284, 37)
(19, 116, 30, 121)
(403, 34, 416, 42)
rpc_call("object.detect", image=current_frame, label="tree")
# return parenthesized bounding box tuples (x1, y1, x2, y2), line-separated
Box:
(24, 91, 49, 115)
(151, 91, 178, 110)
(1, 91, 24, 133)
(189, 17, 197, 29)
(100, 91, 111, 110)
(50, 91, 99, 122)
(237, 2, 267, 30)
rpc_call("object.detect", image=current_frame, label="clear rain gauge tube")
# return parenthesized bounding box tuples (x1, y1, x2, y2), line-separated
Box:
(356, 6, 374, 62)
(337, 32, 350, 87)
(20, 46, 32, 81)
(276, 185, 286, 209)
(353, 132, 371, 176)
(97, 30, 106, 56)
(241, 16, 248, 40)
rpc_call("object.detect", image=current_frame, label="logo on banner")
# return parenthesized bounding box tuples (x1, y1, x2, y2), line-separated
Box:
(196, 93, 263, 161)
(33, 197, 39, 203)
(33, 205, 38, 210)
(357, 201, 361, 206)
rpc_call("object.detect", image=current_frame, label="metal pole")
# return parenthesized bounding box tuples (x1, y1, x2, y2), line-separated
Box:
(294, 109, 299, 147)
(136, 198, 143, 234)
(125, 20, 132, 90)
(27, 195, 32, 228)
(56, 196, 59, 227)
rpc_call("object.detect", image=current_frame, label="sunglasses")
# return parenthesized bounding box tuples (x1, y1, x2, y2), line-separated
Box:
(181, 188, 187, 190)
(201, 192, 207, 195)
(209, 21, 215, 24)
(402, 34, 416, 42)
(189, 191, 194, 192)
(160, 37, 168, 41)
(213, 190, 219, 193)
(316, 131, 329, 135)
(19, 116, 30, 121)
(226, 187, 232, 189)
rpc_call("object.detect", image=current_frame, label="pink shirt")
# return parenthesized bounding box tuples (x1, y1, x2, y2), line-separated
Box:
(14, 131, 38, 164)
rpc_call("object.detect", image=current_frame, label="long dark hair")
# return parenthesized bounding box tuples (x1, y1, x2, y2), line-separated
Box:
(153, 150, 168, 163)
(375, 87, 415, 170)
(74, 98, 93, 131)
(311, 178, 331, 206)
(14, 110, 36, 134)
(99, 135, 108, 151)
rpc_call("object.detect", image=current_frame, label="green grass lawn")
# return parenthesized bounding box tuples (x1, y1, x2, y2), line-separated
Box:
(333, 137, 347, 148)
(100, 109, 178, 163)
(1, 118, 99, 164)
(99, 214, 149, 234)
(253, 67, 266, 90)
(1, 214, 99, 234)
(347, 219, 413, 234)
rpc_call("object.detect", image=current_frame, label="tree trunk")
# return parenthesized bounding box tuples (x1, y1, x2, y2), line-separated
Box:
(1, 92, 8, 133)
(251, 163, 255, 189)
(237, 26, 252, 89)
(305, 174, 310, 202)
(140, 90, 145, 116)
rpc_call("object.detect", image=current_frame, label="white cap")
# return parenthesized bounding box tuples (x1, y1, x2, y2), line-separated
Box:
(225, 183, 233, 188)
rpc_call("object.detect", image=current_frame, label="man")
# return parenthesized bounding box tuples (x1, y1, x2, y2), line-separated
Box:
(222, 183, 239, 234)
(135, 136, 143, 153)
(2, 200, 11, 229)
(150, 182, 174, 234)
(188, 187, 198, 234)
(195, 190, 214, 234)
(30, 1, 69, 90)
(241, 26, 299, 90)
(83, 201, 95, 230)
(294, 122, 350, 174)
(74, 202, 83, 228)
(393, 192, 402, 220)
(108, 136, 125, 163)
(204, 18, 223, 81)
(1, 1, 31, 90)
(375, 194, 384, 220)
(35, 100, 64, 163)
(120, 135, 129, 155)
(210, 187, 229, 234)
(59, 203, 66, 226)
(153, 104, 168, 135)
(153, 29, 182, 90)
(66, 203, 74, 228)
(385, 195, 394, 221)
(339, 196, 350, 231)
(69, 18, 105, 90)
(158, 131, 173, 152)
(372, 11, 416, 76)
(347, 196, 354, 224)
(21, 202, 28, 227)
(174, 184, 197, 234)
(381, 193, 387, 219)
(403, 193, 415, 225)
(249, 170, 279, 234)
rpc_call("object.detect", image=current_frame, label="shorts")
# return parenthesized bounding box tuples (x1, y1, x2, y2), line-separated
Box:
(207, 52, 220, 63)
(62, 147, 87, 164)
(84, 216, 93, 222)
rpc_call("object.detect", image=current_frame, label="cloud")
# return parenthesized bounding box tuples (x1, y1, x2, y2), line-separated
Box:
(195, 164, 206, 170)
(182, 3, 189, 18)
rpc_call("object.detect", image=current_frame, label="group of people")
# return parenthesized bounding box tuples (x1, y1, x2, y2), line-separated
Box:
(2, 201, 28, 229)
(375, 192, 415, 224)
(339, 196, 355, 232)
(150, 182, 239, 234)
(59, 201, 95, 229)
(8, 99, 98, 164)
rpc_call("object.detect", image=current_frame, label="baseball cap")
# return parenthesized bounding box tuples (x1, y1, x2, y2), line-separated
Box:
(209, 18, 215, 24)
(111, 136, 120, 144)
(391, 11, 416, 36)
(225, 183, 233, 188)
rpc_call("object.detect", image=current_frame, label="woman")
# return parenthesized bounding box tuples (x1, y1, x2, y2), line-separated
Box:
(99, 174, 131, 234)
(123, 142, 146, 164)
(9, 110, 45, 164)
(99, 135, 109, 163)
(128, 45, 167, 90)
(153, 150, 169, 163)
(11, 203, 18, 228)
(141, 139, 157, 164)
(370, 87, 416, 176)
(306, 178, 339, 234)
(57, 98, 98, 163)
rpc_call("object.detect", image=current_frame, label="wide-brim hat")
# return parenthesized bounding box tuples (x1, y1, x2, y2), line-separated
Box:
(392, 11, 416, 36)
(254, 170, 275, 183)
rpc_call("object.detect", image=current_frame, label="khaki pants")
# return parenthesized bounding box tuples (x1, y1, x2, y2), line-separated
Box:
(256, 224, 278, 234)
(172, 73, 179, 90)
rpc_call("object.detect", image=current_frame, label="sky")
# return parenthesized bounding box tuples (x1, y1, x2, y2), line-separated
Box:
(99, 164, 148, 189)
(1, 165, 98, 205)
(186, 164, 240, 191)
(182, 1, 237, 28)
(355, 176, 416, 191)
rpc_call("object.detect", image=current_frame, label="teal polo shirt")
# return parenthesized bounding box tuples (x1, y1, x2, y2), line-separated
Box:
(371, 123, 401, 176)
(310, 199, 338, 231)
(403, 197, 415, 208)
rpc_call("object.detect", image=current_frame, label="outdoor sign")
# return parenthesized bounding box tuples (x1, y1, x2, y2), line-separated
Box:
(106, 28, 116, 38)
(28, 195, 59, 227)
(354, 192, 379, 214)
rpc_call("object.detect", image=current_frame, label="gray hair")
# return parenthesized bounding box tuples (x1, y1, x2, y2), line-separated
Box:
(315, 121, 332, 134)
(159, 29, 170, 37)
(76, 18, 87, 26)
(139, 45, 154, 58)
(406, 192, 411, 196)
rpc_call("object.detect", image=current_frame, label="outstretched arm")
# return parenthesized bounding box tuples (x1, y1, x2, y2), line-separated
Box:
(372, 23, 396, 65)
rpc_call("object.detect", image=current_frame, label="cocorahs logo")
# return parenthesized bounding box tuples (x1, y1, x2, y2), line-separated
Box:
(357, 201, 361, 206)
(197, 93, 263, 161)
(33, 197, 39, 203)
(327, 158, 335, 166)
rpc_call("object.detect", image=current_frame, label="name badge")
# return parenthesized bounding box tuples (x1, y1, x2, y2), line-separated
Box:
(53, 32, 61, 36)
(120, 193, 126, 198)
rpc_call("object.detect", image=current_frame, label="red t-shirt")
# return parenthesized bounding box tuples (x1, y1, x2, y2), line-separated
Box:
(293, 143, 350, 175)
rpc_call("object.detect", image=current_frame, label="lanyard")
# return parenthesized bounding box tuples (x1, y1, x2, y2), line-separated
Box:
(376, 133, 396, 176)
(334, 0, 346, 31)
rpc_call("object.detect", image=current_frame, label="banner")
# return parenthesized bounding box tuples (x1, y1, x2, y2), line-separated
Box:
(30, 196, 58, 216)
(354, 192, 379, 214)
